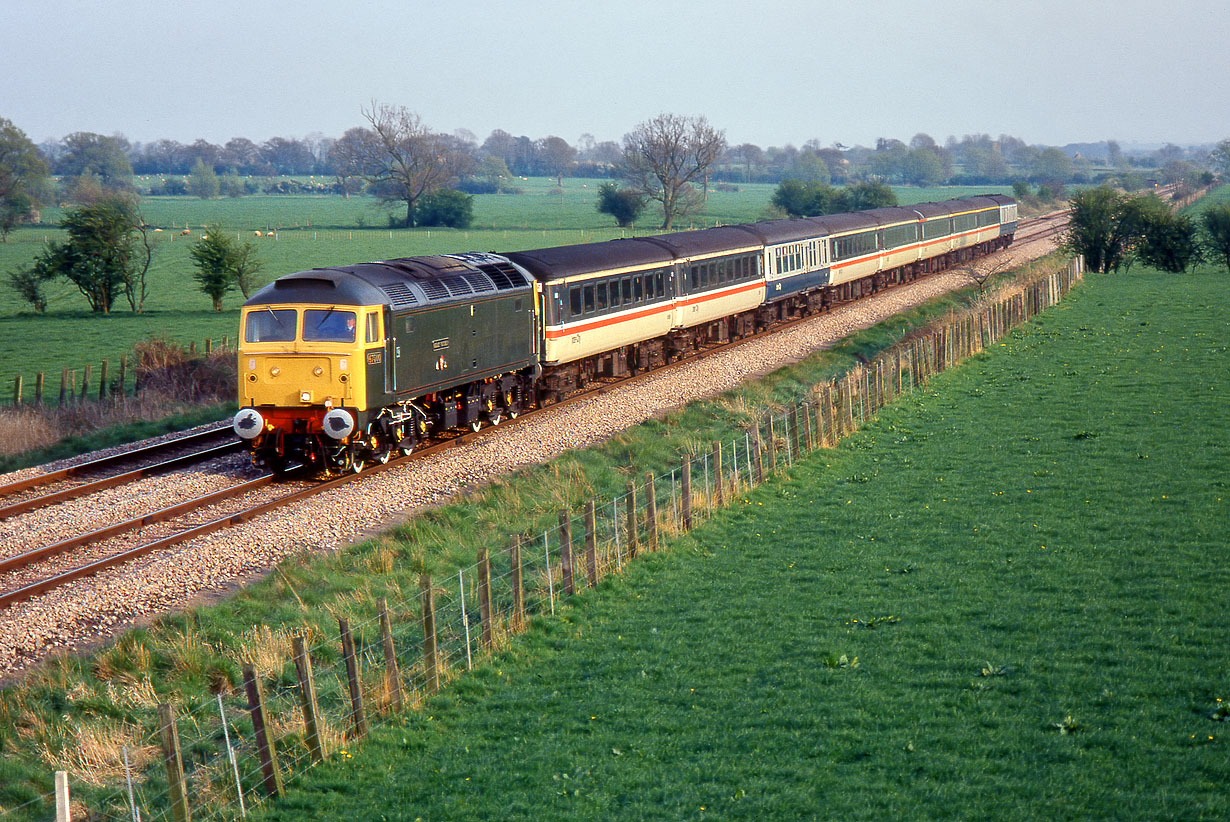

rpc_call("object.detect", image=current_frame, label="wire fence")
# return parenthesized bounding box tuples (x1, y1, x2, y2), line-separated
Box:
(3, 257, 1085, 821)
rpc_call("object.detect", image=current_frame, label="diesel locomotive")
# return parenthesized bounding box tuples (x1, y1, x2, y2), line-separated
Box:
(233, 195, 1017, 473)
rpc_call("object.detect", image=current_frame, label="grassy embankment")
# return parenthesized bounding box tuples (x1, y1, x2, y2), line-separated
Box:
(248, 265, 1227, 821)
(0, 245, 1050, 816)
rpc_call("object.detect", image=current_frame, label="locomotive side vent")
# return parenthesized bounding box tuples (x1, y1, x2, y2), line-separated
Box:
(380, 282, 419, 309)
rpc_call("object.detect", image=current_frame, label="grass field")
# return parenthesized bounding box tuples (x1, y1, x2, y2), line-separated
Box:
(250, 265, 1228, 821)
(0, 181, 1012, 401)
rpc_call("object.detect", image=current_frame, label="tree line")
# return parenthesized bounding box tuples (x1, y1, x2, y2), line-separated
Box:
(4, 107, 1229, 316)
(1062, 187, 1230, 275)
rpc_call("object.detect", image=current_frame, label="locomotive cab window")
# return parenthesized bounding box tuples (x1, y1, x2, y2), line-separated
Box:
(245, 308, 297, 343)
(364, 312, 380, 344)
(303, 308, 357, 343)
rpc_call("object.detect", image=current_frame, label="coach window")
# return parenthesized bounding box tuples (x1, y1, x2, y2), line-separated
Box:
(583, 285, 595, 314)
(570, 287, 582, 318)
(609, 280, 620, 308)
(655, 271, 665, 297)
(364, 311, 380, 344)
(634, 275, 644, 302)
(621, 277, 632, 304)
(596, 281, 608, 311)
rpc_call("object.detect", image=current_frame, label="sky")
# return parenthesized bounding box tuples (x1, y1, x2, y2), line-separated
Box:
(3, 0, 1227, 151)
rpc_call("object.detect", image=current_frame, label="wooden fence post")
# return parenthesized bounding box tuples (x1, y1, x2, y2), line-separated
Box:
(81, 364, 91, 402)
(712, 441, 724, 506)
(644, 472, 658, 551)
(98, 359, 108, 401)
(242, 663, 284, 798)
(509, 535, 525, 631)
(558, 509, 575, 595)
(291, 634, 325, 764)
(378, 598, 403, 712)
(477, 548, 493, 647)
(681, 457, 692, 532)
(584, 500, 598, 586)
(35, 371, 44, 406)
(420, 574, 439, 692)
(55, 771, 70, 822)
(767, 416, 778, 472)
(118, 355, 127, 397)
(157, 703, 192, 822)
(790, 405, 801, 458)
(12, 375, 21, 406)
(752, 425, 764, 483)
(338, 618, 368, 738)
(625, 481, 639, 559)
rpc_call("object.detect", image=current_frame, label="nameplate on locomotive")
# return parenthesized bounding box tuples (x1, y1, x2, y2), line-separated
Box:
(432, 337, 450, 351)
(366, 351, 382, 365)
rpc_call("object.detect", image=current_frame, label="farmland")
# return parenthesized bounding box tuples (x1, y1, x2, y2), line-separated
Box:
(252, 263, 1228, 821)
(0, 181, 1012, 400)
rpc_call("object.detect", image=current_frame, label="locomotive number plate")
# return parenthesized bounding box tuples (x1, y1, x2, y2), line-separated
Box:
(366, 351, 382, 365)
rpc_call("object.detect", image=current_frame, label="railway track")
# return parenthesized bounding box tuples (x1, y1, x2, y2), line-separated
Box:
(0, 425, 240, 519)
(0, 230, 1057, 613)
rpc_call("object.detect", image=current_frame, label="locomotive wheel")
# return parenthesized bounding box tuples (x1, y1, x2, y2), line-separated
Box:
(508, 408, 519, 420)
(489, 413, 502, 427)
(470, 420, 483, 432)
(374, 443, 392, 464)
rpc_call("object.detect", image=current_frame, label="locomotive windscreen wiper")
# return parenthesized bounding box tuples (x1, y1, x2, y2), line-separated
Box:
(314, 307, 335, 329)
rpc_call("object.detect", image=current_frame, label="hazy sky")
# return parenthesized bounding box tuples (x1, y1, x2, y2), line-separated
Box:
(3, 0, 1227, 150)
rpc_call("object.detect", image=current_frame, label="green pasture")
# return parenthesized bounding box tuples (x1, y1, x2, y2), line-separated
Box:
(255, 265, 1228, 821)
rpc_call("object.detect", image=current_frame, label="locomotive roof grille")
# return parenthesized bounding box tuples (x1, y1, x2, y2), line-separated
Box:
(418, 279, 449, 301)
(476, 261, 527, 290)
(440, 275, 475, 297)
(380, 282, 419, 309)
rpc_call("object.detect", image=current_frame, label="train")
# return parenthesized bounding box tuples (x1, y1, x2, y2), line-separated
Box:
(233, 194, 1018, 473)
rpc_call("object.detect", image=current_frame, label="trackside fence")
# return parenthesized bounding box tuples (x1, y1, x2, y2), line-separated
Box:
(3, 257, 1084, 821)
(5, 337, 235, 408)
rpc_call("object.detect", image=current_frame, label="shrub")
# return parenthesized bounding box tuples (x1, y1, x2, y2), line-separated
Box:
(596, 182, 646, 227)
(415, 189, 474, 228)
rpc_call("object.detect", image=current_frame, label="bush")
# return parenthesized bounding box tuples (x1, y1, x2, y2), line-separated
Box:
(149, 177, 188, 196)
(1136, 211, 1202, 273)
(596, 182, 646, 227)
(415, 189, 474, 228)
(6, 264, 49, 312)
(457, 178, 499, 195)
(132, 334, 236, 403)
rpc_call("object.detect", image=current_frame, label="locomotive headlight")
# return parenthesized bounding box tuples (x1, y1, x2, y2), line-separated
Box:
(233, 408, 264, 440)
(323, 408, 355, 439)
(300, 391, 312, 403)
(313, 366, 323, 376)
(270, 366, 281, 377)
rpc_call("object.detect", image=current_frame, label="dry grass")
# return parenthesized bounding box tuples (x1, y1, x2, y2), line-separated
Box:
(38, 719, 157, 787)
(237, 624, 296, 681)
(0, 337, 237, 457)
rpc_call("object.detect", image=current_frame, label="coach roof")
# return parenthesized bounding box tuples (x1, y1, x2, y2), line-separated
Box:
(504, 238, 674, 281)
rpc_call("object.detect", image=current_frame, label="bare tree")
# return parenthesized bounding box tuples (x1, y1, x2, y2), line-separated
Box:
(954, 256, 1014, 294)
(333, 103, 458, 227)
(621, 113, 726, 230)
